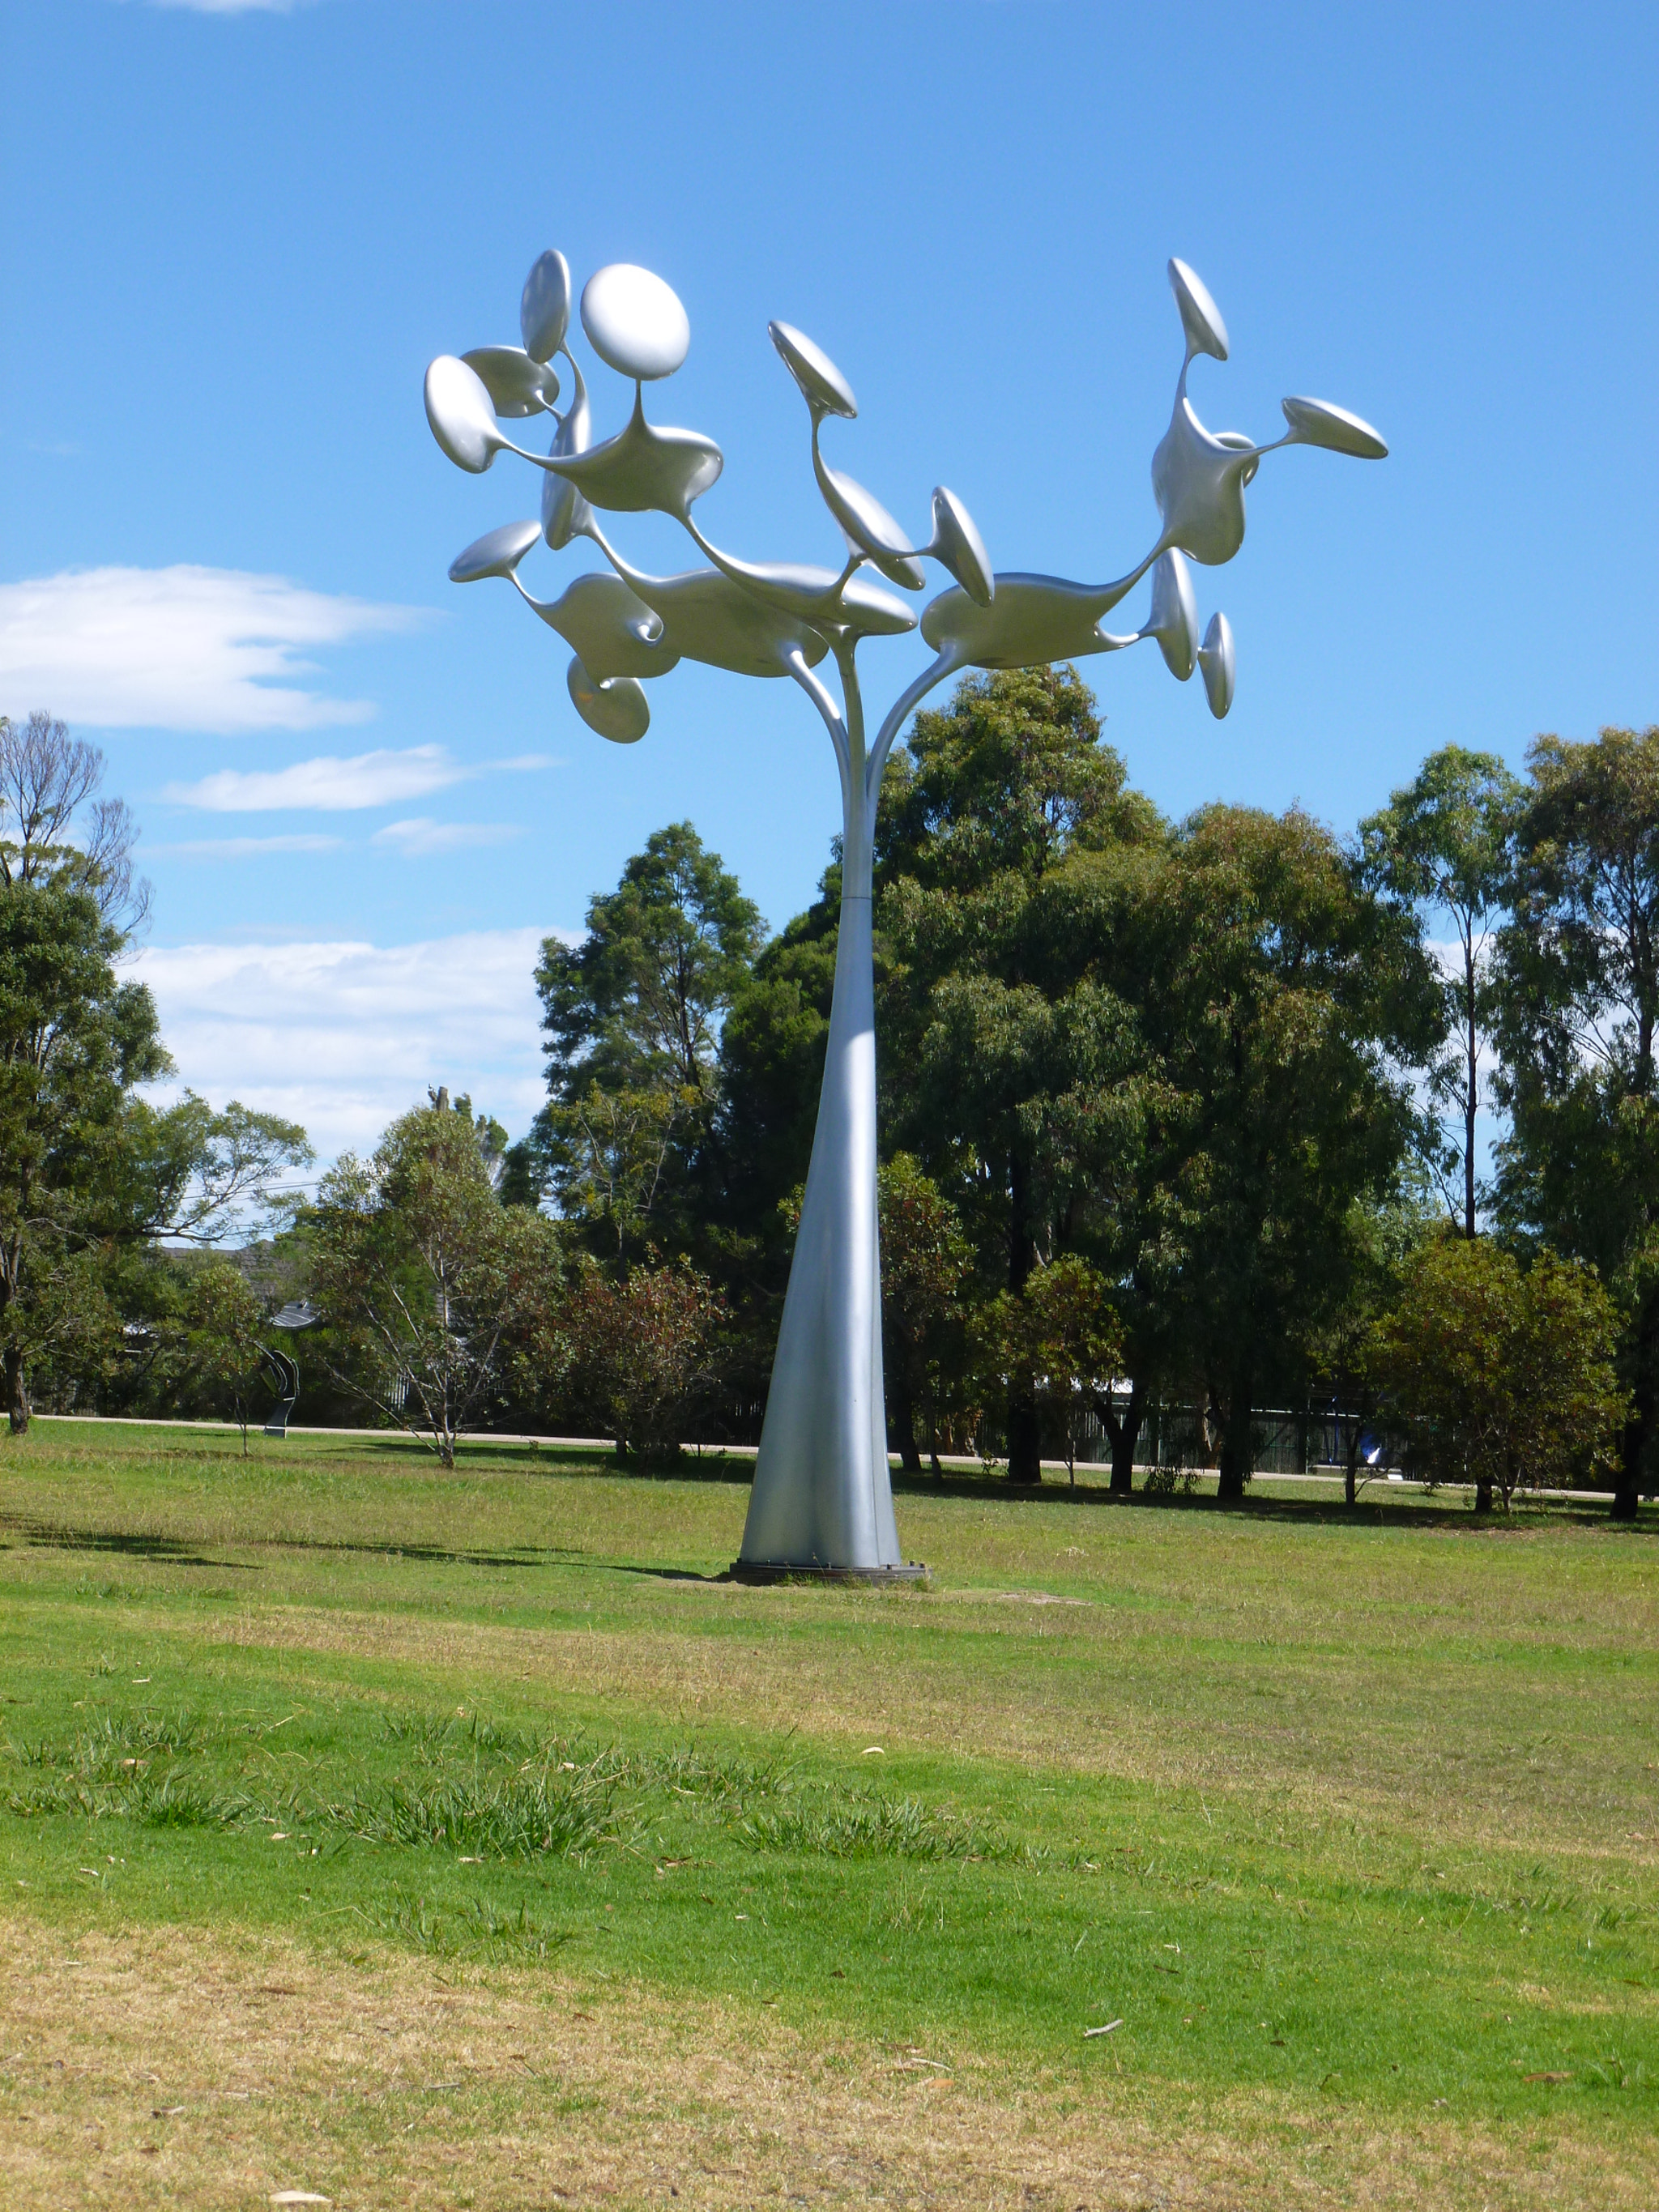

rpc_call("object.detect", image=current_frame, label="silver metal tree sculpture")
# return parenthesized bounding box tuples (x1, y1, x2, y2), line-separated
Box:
(424, 251, 1386, 1576)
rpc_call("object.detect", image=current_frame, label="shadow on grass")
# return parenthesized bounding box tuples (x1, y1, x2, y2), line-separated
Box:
(0, 1515, 260, 1569)
(0, 1511, 731, 1580)
(884, 1470, 1654, 1535)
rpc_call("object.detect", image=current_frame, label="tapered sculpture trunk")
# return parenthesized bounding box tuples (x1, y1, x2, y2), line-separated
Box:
(738, 875, 905, 1571)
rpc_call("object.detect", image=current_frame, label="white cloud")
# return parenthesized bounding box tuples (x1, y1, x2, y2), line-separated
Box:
(145, 833, 346, 859)
(0, 565, 416, 734)
(133, 927, 573, 1166)
(372, 818, 524, 857)
(164, 746, 465, 813)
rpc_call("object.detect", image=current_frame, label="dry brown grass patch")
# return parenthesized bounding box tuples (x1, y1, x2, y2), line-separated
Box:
(0, 1915, 1640, 2211)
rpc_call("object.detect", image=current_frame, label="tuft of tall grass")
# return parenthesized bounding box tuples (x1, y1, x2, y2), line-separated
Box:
(357, 1887, 577, 1962)
(331, 1762, 622, 1862)
(738, 1788, 1030, 1862)
(7, 1766, 243, 1830)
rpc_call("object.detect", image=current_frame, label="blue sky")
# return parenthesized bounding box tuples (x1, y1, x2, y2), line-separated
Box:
(2, 0, 1655, 1162)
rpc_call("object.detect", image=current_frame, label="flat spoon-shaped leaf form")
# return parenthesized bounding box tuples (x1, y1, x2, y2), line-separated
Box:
(1197, 611, 1235, 718)
(426, 356, 569, 477)
(462, 346, 560, 418)
(521, 572, 680, 682)
(925, 488, 994, 607)
(768, 321, 858, 420)
(812, 451, 925, 590)
(1169, 258, 1230, 364)
(567, 654, 650, 743)
(424, 355, 511, 473)
(580, 264, 690, 381)
(448, 518, 543, 583)
(521, 249, 572, 363)
(1142, 548, 1199, 680)
(1278, 395, 1388, 459)
(920, 572, 1145, 671)
(545, 390, 723, 520)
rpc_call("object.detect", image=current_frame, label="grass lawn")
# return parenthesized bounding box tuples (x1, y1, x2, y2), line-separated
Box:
(1, 1419, 1655, 2210)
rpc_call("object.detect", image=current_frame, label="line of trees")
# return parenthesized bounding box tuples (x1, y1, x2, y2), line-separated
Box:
(6, 685, 1656, 1519)
(497, 672, 1653, 1515)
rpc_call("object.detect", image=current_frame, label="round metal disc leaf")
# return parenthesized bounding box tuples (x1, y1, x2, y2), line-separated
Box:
(580, 265, 690, 381)
(461, 346, 560, 419)
(929, 487, 994, 607)
(1168, 258, 1230, 363)
(424, 356, 503, 473)
(768, 322, 858, 419)
(1197, 610, 1236, 718)
(1279, 394, 1388, 458)
(521, 249, 572, 363)
(448, 518, 543, 584)
(567, 654, 650, 743)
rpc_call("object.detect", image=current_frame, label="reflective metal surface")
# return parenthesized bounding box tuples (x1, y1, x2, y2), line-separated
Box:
(580, 263, 691, 381)
(423, 249, 1388, 1570)
(521, 249, 572, 363)
(461, 346, 560, 418)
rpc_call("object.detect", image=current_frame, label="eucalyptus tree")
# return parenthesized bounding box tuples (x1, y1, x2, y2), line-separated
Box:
(308, 1103, 562, 1467)
(0, 714, 309, 1428)
(1494, 725, 1659, 1514)
(531, 822, 764, 1251)
(1138, 803, 1439, 1498)
(1358, 745, 1521, 1236)
(881, 667, 1159, 1481)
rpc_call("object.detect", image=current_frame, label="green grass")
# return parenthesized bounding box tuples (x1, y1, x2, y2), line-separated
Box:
(2, 1417, 1656, 2206)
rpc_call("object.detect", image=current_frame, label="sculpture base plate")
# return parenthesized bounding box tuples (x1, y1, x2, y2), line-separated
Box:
(727, 1560, 928, 1586)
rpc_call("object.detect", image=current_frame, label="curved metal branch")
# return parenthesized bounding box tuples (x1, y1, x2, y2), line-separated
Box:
(862, 647, 964, 837)
(784, 646, 853, 825)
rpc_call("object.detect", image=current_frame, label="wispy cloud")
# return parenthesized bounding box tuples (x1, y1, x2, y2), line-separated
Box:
(0, 565, 417, 734)
(146, 2, 306, 15)
(145, 833, 346, 859)
(164, 746, 466, 813)
(372, 818, 524, 857)
(134, 927, 571, 1163)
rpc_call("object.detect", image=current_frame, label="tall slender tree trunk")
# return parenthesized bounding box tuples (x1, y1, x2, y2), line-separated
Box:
(6, 1342, 30, 1436)
(1463, 936, 1479, 1239)
(1216, 1360, 1253, 1502)
(1104, 1379, 1144, 1495)
(889, 1357, 922, 1475)
(1004, 1149, 1042, 1483)
(1613, 1284, 1659, 1520)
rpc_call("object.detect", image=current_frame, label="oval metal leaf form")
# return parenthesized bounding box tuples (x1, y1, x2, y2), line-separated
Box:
(461, 346, 559, 419)
(1168, 258, 1230, 363)
(1279, 394, 1388, 459)
(1197, 610, 1236, 718)
(567, 654, 650, 744)
(448, 518, 542, 584)
(834, 573, 918, 638)
(929, 486, 993, 607)
(817, 465, 923, 588)
(1145, 548, 1198, 680)
(521, 249, 572, 363)
(767, 322, 857, 419)
(424, 355, 502, 473)
(580, 265, 690, 381)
